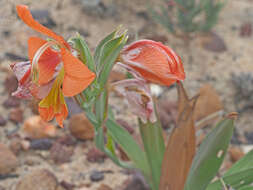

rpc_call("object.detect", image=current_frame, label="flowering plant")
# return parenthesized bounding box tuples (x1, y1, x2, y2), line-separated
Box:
(11, 5, 253, 190)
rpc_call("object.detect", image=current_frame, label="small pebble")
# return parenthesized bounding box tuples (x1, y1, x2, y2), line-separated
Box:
(30, 139, 53, 150)
(50, 142, 73, 164)
(4, 74, 18, 95)
(68, 113, 94, 140)
(0, 116, 7, 126)
(3, 96, 20, 108)
(90, 170, 104, 182)
(16, 169, 58, 190)
(87, 148, 107, 163)
(0, 143, 18, 175)
(9, 108, 23, 123)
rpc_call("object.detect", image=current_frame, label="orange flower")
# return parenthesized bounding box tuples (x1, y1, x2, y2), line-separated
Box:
(119, 40, 185, 86)
(12, 5, 95, 126)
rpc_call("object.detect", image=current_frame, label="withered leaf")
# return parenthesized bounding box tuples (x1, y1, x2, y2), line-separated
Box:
(159, 82, 196, 190)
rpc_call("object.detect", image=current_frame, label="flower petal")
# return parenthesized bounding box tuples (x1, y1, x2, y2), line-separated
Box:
(113, 79, 156, 123)
(29, 80, 54, 99)
(55, 104, 68, 127)
(120, 39, 185, 86)
(38, 75, 68, 127)
(11, 61, 31, 85)
(61, 48, 95, 97)
(28, 37, 47, 61)
(16, 5, 69, 49)
(38, 106, 54, 122)
(28, 37, 61, 85)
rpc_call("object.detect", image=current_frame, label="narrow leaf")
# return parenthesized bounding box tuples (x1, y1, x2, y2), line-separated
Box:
(106, 118, 150, 176)
(206, 168, 253, 190)
(239, 186, 253, 190)
(94, 28, 118, 65)
(225, 150, 253, 176)
(98, 34, 127, 86)
(184, 118, 234, 190)
(70, 34, 95, 72)
(159, 82, 196, 190)
(139, 120, 165, 190)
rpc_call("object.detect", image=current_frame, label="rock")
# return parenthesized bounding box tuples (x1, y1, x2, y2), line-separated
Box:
(122, 173, 150, 190)
(194, 84, 223, 129)
(87, 148, 107, 163)
(240, 22, 252, 37)
(97, 184, 112, 190)
(9, 138, 23, 155)
(50, 142, 73, 164)
(0, 143, 18, 175)
(9, 108, 23, 123)
(3, 96, 20, 108)
(16, 169, 58, 190)
(20, 140, 30, 151)
(90, 170, 104, 182)
(56, 135, 77, 146)
(23, 116, 56, 139)
(229, 146, 245, 163)
(30, 139, 53, 150)
(4, 74, 18, 95)
(0, 115, 7, 126)
(59, 181, 75, 190)
(201, 32, 227, 53)
(68, 114, 94, 140)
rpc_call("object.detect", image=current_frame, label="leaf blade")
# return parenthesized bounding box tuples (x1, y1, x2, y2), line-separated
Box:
(184, 118, 234, 190)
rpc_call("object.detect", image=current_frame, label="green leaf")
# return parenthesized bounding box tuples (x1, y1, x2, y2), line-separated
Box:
(239, 186, 253, 190)
(184, 118, 234, 190)
(69, 34, 95, 72)
(206, 168, 253, 190)
(106, 118, 150, 176)
(98, 33, 127, 86)
(225, 150, 253, 176)
(94, 27, 119, 66)
(139, 120, 165, 190)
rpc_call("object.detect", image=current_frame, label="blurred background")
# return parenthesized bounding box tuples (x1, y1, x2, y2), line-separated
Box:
(0, 0, 252, 189)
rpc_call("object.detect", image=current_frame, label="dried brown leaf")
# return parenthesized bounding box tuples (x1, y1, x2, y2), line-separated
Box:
(159, 82, 196, 190)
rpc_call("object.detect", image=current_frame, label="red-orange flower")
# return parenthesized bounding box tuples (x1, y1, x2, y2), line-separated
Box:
(119, 40, 185, 86)
(12, 5, 95, 126)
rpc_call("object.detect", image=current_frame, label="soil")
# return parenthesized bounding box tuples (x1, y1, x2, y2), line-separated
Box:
(0, 0, 252, 189)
